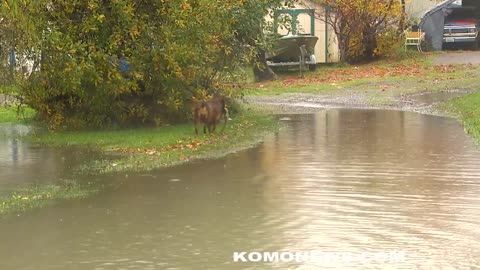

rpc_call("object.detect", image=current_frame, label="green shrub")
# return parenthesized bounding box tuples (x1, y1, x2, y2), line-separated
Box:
(1, 0, 291, 130)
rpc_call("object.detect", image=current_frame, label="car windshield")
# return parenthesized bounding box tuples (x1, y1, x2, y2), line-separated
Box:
(446, 8, 477, 22)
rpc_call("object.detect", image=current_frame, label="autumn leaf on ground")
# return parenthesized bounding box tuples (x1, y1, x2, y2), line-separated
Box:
(269, 63, 424, 89)
(167, 140, 205, 151)
(145, 149, 157, 155)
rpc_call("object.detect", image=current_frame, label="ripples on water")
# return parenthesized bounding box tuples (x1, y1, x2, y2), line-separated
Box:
(1, 109, 480, 269)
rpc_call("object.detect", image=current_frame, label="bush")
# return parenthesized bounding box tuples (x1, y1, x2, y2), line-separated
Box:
(1, 0, 290, 129)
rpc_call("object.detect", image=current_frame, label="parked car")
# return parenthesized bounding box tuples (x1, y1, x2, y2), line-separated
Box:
(443, 6, 480, 49)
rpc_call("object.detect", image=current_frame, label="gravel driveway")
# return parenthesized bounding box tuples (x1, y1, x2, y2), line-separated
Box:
(245, 89, 471, 116)
(433, 51, 480, 65)
(246, 51, 479, 115)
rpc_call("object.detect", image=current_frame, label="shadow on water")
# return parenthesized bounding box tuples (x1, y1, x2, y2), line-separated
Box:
(0, 123, 103, 199)
(1, 109, 480, 269)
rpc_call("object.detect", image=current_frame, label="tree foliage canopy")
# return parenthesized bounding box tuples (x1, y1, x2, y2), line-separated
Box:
(312, 0, 402, 62)
(1, 0, 293, 129)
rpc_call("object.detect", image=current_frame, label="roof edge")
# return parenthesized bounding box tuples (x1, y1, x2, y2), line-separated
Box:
(419, 0, 456, 28)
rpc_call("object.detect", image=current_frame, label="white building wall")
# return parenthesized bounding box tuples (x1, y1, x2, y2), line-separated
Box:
(288, 2, 339, 63)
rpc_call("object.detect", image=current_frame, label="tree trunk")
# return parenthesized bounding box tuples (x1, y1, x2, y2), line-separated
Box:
(399, 0, 406, 33)
(337, 20, 349, 63)
(363, 27, 377, 61)
(338, 35, 349, 63)
(253, 49, 277, 82)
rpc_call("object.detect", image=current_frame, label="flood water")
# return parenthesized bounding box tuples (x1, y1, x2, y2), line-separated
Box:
(1, 109, 480, 269)
(0, 123, 100, 199)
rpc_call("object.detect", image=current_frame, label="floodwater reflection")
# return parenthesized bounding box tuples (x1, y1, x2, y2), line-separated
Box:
(0, 109, 480, 269)
(0, 123, 101, 198)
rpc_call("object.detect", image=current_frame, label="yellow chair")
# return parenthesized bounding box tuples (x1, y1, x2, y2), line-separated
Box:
(405, 30, 425, 53)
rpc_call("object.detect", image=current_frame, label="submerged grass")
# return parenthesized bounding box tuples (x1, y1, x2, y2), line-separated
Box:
(0, 180, 100, 218)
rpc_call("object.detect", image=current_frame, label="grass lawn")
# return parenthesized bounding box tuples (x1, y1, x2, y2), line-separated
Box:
(445, 92, 480, 143)
(29, 109, 279, 174)
(0, 106, 36, 123)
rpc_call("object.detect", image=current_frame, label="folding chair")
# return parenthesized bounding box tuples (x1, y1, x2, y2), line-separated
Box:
(405, 30, 425, 53)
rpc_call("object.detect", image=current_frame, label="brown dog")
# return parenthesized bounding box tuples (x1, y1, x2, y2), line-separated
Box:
(193, 96, 228, 135)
